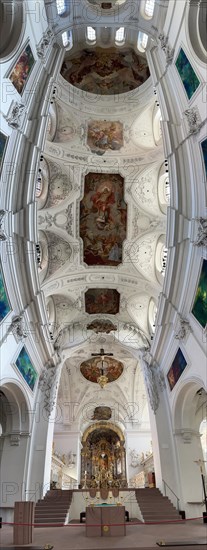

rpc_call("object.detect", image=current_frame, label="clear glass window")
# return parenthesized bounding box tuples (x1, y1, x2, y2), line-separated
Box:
(56, 0, 66, 15)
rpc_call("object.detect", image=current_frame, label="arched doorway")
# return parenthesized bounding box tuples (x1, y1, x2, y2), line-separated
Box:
(173, 381, 207, 516)
(0, 383, 30, 519)
(80, 423, 127, 488)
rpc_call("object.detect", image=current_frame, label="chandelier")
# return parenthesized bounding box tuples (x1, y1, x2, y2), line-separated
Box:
(91, 348, 113, 389)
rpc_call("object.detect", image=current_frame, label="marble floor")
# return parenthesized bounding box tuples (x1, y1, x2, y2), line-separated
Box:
(0, 520, 207, 549)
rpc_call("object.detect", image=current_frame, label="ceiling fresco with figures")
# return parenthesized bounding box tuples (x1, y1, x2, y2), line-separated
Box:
(87, 121, 124, 156)
(37, 31, 167, 434)
(80, 173, 127, 265)
(80, 356, 124, 383)
(61, 48, 150, 94)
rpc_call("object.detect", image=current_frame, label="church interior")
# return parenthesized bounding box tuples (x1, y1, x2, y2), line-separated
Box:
(0, 0, 207, 548)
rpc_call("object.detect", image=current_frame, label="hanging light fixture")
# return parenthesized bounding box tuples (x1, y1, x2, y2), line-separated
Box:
(91, 348, 113, 389)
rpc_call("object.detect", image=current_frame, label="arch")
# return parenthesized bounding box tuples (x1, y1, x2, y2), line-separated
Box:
(173, 379, 207, 433)
(188, 0, 207, 64)
(0, 1, 25, 62)
(82, 421, 125, 443)
(0, 382, 30, 507)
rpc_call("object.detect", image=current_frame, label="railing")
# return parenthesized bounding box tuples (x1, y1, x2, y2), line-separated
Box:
(162, 479, 180, 511)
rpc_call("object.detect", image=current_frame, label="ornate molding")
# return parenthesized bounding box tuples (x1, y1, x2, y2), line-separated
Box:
(158, 33, 174, 65)
(5, 101, 25, 129)
(36, 28, 54, 60)
(129, 449, 143, 468)
(174, 316, 192, 340)
(141, 349, 165, 413)
(184, 107, 202, 135)
(10, 314, 27, 341)
(193, 217, 207, 247)
(0, 210, 7, 241)
(38, 362, 60, 414)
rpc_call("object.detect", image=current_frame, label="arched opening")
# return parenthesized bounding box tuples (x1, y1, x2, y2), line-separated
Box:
(188, 0, 207, 64)
(0, 1, 24, 61)
(0, 384, 30, 515)
(173, 382, 207, 514)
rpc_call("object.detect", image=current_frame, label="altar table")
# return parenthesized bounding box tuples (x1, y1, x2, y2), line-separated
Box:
(86, 505, 126, 537)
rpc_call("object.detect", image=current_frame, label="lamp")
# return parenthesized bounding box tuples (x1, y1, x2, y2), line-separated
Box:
(91, 348, 113, 389)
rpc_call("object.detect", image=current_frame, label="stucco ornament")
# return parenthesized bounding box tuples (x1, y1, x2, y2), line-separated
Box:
(5, 101, 25, 129)
(10, 314, 27, 340)
(141, 349, 165, 413)
(130, 449, 143, 468)
(36, 28, 54, 59)
(184, 107, 201, 135)
(194, 218, 207, 247)
(175, 315, 192, 340)
(0, 210, 7, 241)
(38, 361, 60, 414)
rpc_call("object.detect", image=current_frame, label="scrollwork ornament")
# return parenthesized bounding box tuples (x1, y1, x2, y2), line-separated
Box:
(0, 210, 7, 241)
(193, 217, 207, 247)
(38, 362, 60, 414)
(184, 107, 201, 135)
(175, 315, 192, 340)
(5, 102, 25, 130)
(10, 314, 27, 341)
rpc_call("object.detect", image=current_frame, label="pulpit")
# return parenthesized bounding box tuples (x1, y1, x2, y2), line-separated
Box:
(86, 504, 126, 537)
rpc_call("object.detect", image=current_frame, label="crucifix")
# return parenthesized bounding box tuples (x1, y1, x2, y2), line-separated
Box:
(91, 348, 114, 388)
(91, 348, 113, 375)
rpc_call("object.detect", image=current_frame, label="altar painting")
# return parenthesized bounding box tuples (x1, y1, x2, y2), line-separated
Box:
(85, 288, 120, 314)
(9, 44, 35, 95)
(61, 48, 150, 95)
(191, 259, 207, 328)
(167, 348, 187, 391)
(87, 120, 123, 155)
(80, 173, 127, 266)
(15, 347, 38, 391)
(175, 48, 200, 100)
(80, 356, 123, 383)
(0, 264, 11, 323)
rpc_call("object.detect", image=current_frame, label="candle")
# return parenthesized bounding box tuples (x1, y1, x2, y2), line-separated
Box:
(85, 471, 87, 475)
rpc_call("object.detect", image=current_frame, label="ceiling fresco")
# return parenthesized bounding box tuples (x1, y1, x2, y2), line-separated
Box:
(87, 319, 117, 333)
(87, 120, 123, 155)
(85, 288, 120, 314)
(92, 406, 112, 420)
(61, 48, 150, 95)
(80, 172, 127, 266)
(80, 356, 124, 383)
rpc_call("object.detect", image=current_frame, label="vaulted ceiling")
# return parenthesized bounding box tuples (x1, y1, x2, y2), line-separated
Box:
(38, 0, 168, 431)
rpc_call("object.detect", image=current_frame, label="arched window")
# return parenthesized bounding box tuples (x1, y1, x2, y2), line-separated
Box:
(56, 0, 66, 15)
(155, 237, 168, 278)
(62, 30, 73, 49)
(145, 0, 155, 18)
(137, 32, 148, 52)
(36, 174, 43, 198)
(86, 27, 96, 44)
(115, 27, 125, 45)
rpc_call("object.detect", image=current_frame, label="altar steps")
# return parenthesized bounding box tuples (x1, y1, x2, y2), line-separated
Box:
(136, 488, 182, 523)
(34, 489, 73, 527)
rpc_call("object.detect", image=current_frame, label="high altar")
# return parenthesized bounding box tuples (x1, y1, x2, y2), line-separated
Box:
(80, 423, 127, 490)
